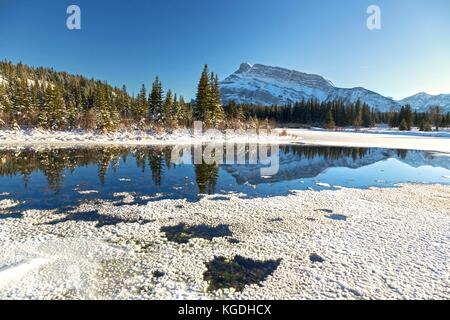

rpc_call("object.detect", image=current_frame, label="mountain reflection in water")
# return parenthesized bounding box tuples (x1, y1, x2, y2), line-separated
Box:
(0, 145, 448, 212)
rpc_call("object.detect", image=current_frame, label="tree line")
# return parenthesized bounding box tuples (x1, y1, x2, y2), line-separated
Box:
(0, 60, 449, 132)
(0, 61, 227, 131)
(239, 99, 450, 131)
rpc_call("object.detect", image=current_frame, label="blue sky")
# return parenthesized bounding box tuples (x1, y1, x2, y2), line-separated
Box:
(0, 0, 449, 100)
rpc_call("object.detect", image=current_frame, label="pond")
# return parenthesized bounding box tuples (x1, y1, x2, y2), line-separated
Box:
(0, 144, 449, 213)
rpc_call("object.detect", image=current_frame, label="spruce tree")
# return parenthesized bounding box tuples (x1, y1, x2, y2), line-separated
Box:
(164, 89, 173, 126)
(39, 85, 53, 129)
(194, 64, 210, 123)
(352, 101, 362, 129)
(399, 119, 409, 131)
(135, 84, 148, 120)
(0, 84, 12, 127)
(325, 109, 336, 129)
(171, 93, 184, 127)
(362, 103, 374, 127)
(11, 76, 30, 125)
(208, 73, 224, 127)
(178, 96, 189, 126)
(149, 77, 164, 124)
(67, 94, 77, 129)
(51, 85, 67, 130)
(96, 84, 114, 132)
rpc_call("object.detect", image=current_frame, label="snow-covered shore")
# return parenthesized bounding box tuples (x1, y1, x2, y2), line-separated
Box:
(283, 129, 450, 153)
(0, 128, 294, 147)
(0, 128, 449, 153)
(0, 184, 448, 299)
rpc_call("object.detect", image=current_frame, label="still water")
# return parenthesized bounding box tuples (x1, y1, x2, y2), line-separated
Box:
(0, 145, 448, 212)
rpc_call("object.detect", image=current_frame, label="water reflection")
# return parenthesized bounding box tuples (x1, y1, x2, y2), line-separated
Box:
(0, 145, 382, 190)
(0, 145, 448, 212)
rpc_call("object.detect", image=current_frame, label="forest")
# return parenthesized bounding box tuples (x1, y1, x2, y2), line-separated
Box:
(0, 60, 449, 132)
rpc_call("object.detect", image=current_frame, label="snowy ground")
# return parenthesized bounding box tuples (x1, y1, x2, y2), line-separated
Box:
(0, 128, 449, 154)
(0, 184, 448, 299)
(283, 129, 450, 153)
(0, 128, 294, 147)
(310, 126, 450, 138)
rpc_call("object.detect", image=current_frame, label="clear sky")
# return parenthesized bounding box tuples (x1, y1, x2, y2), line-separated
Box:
(1, 0, 449, 100)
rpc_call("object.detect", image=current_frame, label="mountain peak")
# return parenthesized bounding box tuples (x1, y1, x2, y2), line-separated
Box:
(220, 62, 450, 112)
(220, 63, 397, 111)
(237, 62, 252, 74)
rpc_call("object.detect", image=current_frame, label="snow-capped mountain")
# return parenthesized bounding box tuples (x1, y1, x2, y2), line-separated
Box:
(220, 63, 449, 112)
(398, 92, 450, 112)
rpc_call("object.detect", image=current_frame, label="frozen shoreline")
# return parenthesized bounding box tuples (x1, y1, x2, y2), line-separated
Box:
(0, 128, 294, 147)
(0, 129, 449, 153)
(0, 183, 448, 299)
(283, 129, 450, 153)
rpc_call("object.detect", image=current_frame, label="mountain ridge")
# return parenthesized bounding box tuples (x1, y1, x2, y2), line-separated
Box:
(220, 63, 450, 112)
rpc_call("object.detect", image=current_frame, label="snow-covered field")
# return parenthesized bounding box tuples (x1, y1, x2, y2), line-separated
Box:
(0, 128, 293, 147)
(310, 126, 450, 138)
(283, 129, 450, 153)
(0, 128, 449, 154)
(0, 184, 448, 299)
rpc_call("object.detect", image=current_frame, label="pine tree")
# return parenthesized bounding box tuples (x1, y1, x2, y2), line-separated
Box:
(399, 119, 409, 131)
(0, 85, 10, 112)
(149, 77, 164, 124)
(179, 96, 190, 126)
(171, 93, 184, 127)
(403, 105, 413, 130)
(67, 94, 77, 129)
(11, 76, 30, 125)
(362, 103, 374, 127)
(208, 73, 224, 127)
(164, 89, 173, 126)
(352, 101, 362, 129)
(194, 64, 210, 123)
(96, 84, 115, 132)
(0, 84, 12, 127)
(429, 106, 442, 131)
(39, 85, 53, 129)
(51, 85, 67, 130)
(135, 84, 148, 120)
(325, 109, 335, 129)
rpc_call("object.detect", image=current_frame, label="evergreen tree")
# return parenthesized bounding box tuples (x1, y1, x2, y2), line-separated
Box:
(325, 109, 335, 129)
(194, 64, 210, 123)
(352, 100, 362, 129)
(208, 73, 224, 127)
(399, 119, 409, 131)
(164, 89, 173, 126)
(11, 76, 30, 124)
(429, 106, 442, 131)
(149, 77, 164, 124)
(362, 103, 374, 127)
(171, 93, 184, 127)
(179, 96, 190, 126)
(39, 85, 53, 129)
(135, 84, 148, 120)
(100, 83, 120, 131)
(41, 85, 66, 130)
(67, 94, 77, 129)
(52, 85, 67, 130)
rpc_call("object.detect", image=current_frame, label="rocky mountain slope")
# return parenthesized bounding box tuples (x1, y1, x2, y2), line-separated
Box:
(220, 63, 449, 112)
